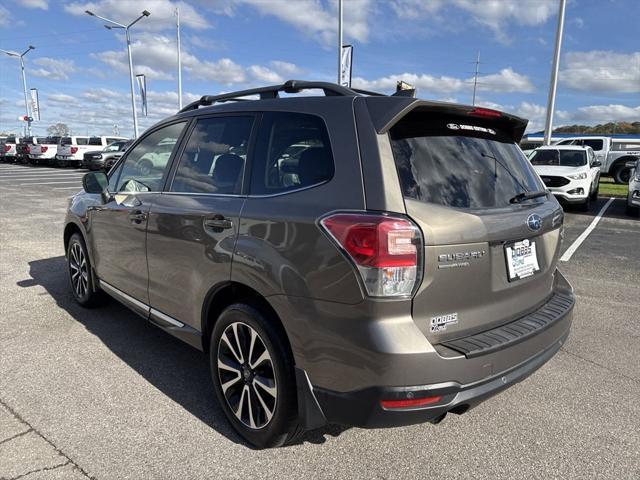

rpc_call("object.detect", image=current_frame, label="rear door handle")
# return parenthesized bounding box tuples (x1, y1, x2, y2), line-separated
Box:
(204, 218, 233, 230)
(128, 210, 147, 224)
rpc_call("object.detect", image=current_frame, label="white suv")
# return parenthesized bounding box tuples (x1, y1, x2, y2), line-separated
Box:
(530, 145, 601, 210)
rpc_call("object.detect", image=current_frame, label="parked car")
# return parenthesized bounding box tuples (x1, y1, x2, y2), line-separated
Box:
(82, 140, 132, 171)
(0, 136, 21, 163)
(15, 137, 40, 164)
(27, 136, 61, 165)
(627, 158, 640, 216)
(56, 136, 127, 167)
(554, 136, 640, 184)
(65, 80, 574, 449)
(529, 145, 601, 210)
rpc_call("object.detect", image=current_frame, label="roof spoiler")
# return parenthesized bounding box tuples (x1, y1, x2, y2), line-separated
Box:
(363, 97, 529, 142)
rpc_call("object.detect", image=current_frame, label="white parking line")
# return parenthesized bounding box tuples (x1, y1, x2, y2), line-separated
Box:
(560, 197, 617, 262)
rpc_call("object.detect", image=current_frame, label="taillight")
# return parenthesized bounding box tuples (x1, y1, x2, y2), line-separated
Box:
(41, 146, 48, 153)
(71, 147, 78, 154)
(468, 107, 502, 118)
(25, 146, 31, 153)
(320, 213, 422, 297)
(2, 145, 9, 152)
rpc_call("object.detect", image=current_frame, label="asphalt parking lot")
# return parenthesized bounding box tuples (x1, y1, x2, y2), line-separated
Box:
(0, 163, 638, 480)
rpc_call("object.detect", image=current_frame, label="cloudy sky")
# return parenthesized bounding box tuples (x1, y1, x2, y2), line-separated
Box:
(0, 0, 638, 137)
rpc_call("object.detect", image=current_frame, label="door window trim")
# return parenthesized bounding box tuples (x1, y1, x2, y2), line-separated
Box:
(164, 112, 259, 196)
(108, 118, 192, 194)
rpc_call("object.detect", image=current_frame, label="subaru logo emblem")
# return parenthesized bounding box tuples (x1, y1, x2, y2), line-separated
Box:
(526, 214, 542, 231)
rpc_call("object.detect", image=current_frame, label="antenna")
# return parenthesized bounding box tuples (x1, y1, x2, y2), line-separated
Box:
(472, 50, 480, 106)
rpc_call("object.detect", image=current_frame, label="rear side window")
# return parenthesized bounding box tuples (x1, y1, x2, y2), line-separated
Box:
(581, 139, 603, 151)
(76, 138, 89, 146)
(389, 114, 544, 209)
(249, 112, 334, 195)
(171, 116, 254, 194)
(89, 137, 102, 146)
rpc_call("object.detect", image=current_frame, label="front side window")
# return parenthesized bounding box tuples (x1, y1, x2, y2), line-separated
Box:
(171, 116, 254, 194)
(530, 149, 587, 167)
(110, 122, 186, 193)
(389, 114, 544, 209)
(249, 112, 334, 195)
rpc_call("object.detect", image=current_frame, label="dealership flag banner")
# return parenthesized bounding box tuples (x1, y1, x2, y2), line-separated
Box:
(340, 45, 353, 88)
(30, 88, 40, 122)
(136, 74, 148, 117)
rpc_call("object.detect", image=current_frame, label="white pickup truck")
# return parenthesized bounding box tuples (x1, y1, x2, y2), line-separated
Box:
(554, 136, 640, 184)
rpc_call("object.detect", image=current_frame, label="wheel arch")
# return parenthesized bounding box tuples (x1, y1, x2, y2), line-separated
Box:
(610, 155, 639, 172)
(201, 281, 291, 356)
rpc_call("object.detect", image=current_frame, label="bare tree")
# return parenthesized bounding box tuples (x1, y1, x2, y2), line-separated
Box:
(47, 123, 70, 136)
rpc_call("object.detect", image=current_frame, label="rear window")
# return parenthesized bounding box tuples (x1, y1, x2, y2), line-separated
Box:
(530, 149, 587, 167)
(389, 115, 543, 209)
(60, 137, 72, 145)
(89, 137, 103, 146)
(6, 136, 17, 143)
(249, 112, 334, 195)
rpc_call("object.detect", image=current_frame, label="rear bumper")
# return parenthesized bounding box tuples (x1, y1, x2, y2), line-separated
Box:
(313, 328, 568, 428)
(278, 269, 574, 429)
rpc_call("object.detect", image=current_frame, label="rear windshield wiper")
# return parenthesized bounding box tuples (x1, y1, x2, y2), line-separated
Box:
(509, 190, 548, 204)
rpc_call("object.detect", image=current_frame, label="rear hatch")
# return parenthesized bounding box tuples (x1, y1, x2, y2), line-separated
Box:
(382, 105, 564, 344)
(57, 137, 74, 157)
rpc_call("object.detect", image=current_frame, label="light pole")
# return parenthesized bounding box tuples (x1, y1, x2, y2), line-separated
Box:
(85, 9, 150, 138)
(337, 0, 343, 84)
(176, 7, 183, 110)
(543, 0, 566, 146)
(1, 46, 35, 136)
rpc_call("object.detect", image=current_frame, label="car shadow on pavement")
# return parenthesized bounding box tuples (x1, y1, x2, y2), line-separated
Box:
(560, 197, 632, 220)
(18, 255, 349, 449)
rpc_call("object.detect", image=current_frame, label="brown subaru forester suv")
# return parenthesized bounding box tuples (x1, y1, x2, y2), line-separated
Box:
(65, 80, 574, 448)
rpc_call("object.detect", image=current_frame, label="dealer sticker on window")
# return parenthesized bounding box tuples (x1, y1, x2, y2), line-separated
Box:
(505, 239, 540, 281)
(430, 313, 458, 333)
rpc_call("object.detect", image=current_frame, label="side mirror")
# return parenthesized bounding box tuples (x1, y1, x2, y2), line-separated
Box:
(82, 171, 111, 202)
(593, 160, 602, 167)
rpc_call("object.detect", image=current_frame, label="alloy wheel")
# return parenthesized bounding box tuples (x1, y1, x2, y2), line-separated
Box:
(69, 242, 88, 298)
(217, 322, 277, 430)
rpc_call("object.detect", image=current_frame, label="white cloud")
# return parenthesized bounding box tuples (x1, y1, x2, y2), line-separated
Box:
(353, 67, 533, 95)
(17, 0, 48, 9)
(560, 51, 640, 93)
(189, 58, 246, 84)
(391, 0, 557, 41)
(570, 104, 640, 123)
(31, 57, 75, 81)
(47, 93, 78, 104)
(270, 60, 302, 76)
(247, 65, 283, 84)
(236, 0, 373, 46)
(0, 4, 13, 26)
(65, 0, 210, 31)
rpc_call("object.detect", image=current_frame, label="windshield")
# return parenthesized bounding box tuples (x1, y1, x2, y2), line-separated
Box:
(530, 149, 587, 167)
(103, 141, 124, 152)
(389, 116, 543, 209)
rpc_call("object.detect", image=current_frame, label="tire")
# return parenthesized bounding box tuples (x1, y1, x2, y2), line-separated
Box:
(209, 304, 300, 449)
(67, 233, 105, 308)
(590, 180, 599, 201)
(612, 165, 632, 184)
(579, 195, 591, 212)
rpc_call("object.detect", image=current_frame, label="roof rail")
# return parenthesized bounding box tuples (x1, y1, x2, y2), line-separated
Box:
(178, 80, 382, 113)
